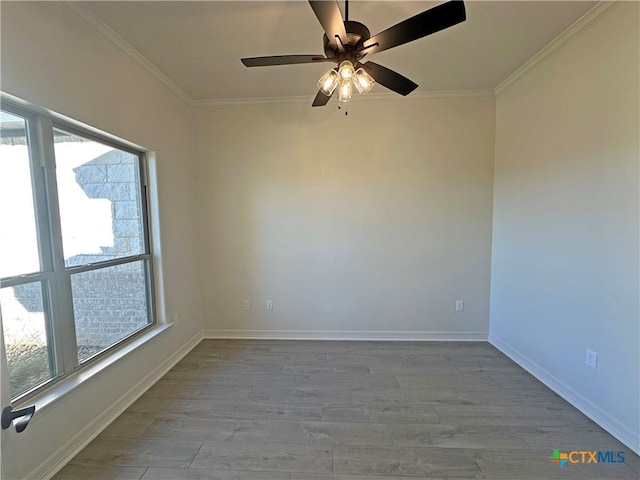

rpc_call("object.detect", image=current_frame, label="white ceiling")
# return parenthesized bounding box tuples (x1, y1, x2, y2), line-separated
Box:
(82, 1, 597, 101)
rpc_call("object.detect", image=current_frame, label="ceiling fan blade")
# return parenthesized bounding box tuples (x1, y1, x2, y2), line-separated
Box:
(241, 55, 331, 67)
(312, 89, 333, 107)
(308, 1, 348, 47)
(361, 0, 466, 55)
(359, 62, 418, 96)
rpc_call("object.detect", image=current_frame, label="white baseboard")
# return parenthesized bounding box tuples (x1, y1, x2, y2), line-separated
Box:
(31, 330, 204, 480)
(203, 329, 488, 341)
(489, 334, 640, 456)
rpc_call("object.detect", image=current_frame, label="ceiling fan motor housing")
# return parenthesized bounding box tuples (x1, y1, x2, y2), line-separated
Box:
(323, 20, 371, 63)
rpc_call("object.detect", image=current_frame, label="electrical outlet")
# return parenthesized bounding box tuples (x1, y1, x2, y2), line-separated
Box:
(455, 300, 464, 311)
(172, 314, 180, 324)
(267, 299, 273, 310)
(585, 349, 597, 369)
(243, 300, 250, 310)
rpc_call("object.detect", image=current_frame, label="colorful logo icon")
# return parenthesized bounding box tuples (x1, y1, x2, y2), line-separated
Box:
(549, 449, 625, 468)
(550, 449, 569, 468)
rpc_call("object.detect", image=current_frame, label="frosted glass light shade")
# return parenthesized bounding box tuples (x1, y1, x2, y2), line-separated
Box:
(317, 69, 339, 96)
(338, 79, 353, 103)
(338, 60, 355, 80)
(354, 68, 375, 94)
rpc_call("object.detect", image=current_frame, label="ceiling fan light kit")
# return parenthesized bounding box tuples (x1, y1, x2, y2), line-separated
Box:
(241, 0, 466, 109)
(317, 60, 372, 101)
(318, 68, 340, 96)
(338, 60, 356, 80)
(338, 77, 353, 103)
(354, 68, 375, 94)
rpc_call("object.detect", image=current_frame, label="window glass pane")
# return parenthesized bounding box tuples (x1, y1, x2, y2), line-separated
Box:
(0, 112, 40, 278)
(71, 260, 150, 363)
(0, 282, 54, 398)
(53, 129, 144, 267)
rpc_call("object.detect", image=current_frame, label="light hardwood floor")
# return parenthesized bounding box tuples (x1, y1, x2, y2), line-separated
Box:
(54, 340, 639, 479)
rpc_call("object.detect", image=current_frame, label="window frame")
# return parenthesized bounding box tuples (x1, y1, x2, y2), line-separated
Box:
(0, 97, 157, 403)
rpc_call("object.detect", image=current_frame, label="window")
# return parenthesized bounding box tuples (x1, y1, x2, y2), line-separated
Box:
(0, 100, 155, 401)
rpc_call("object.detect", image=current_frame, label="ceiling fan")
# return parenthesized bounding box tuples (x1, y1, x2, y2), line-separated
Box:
(241, 0, 466, 107)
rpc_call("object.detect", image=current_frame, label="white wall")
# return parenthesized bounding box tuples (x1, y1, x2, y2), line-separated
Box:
(195, 96, 495, 338)
(1, 3, 202, 478)
(3, 0, 637, 476)
(490, 2, 639, 452)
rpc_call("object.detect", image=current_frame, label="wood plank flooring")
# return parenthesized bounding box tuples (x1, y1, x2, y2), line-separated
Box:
(53, 340, 639, 479)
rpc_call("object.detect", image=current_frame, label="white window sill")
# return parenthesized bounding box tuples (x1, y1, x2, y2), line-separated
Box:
(12, 323, 173, 421)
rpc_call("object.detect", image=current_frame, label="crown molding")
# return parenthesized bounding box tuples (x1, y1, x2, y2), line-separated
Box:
(60, 1, 194, 106)
(494, 1, 623, 95)
(60, 0, 620, 106)
(58, 1, 490, 108)
(192, 89, 496, 107)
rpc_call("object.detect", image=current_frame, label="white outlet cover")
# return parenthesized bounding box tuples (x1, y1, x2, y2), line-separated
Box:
(585, 348, 597, 369)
